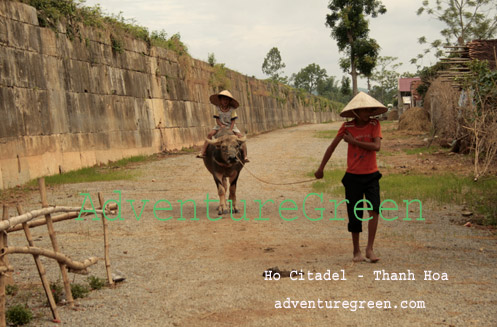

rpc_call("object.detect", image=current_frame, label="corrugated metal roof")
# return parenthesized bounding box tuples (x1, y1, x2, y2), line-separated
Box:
(398, 77, 421, 92)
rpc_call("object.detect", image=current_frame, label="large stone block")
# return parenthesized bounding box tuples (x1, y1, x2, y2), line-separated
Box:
(43, 55, 64, 91)
(105, 67, 124, 95)
(0, 158, 21, 189)
(89, 64, 111, 95)
(122, 35, 148, 55)
(46, 89, 69, 134)
(122, 70, 151, 98)
(0, 87, 19, 138)
(0, 16, 7, 44)
(0, 2, 38, 25)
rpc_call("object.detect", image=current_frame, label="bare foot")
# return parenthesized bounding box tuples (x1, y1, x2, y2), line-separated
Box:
(366, 248, 380, 263)
(353, 252, 366, 262)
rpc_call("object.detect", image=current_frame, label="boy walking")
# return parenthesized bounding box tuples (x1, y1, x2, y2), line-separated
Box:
(315, 92, 387, 263)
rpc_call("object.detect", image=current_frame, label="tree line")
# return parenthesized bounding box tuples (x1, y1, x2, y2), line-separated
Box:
(260, 0, 496, 108)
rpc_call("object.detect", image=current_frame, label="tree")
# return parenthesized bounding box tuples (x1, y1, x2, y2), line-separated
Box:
(340, 76, 352, 96)
(317, 75, 353, 104)
(291, 63, 327, 94)
(207, 53, 216, 67)
(317, 76, 338, 98)
(262, 47, 287, 82)
(326, 0, 386, 95)
(338, 38, 381, 92)
(413, 0, 497, 67)
(370, 56, 402, 104)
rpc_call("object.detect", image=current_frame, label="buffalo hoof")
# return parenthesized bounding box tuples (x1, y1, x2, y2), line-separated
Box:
(231, 209, 239, 214)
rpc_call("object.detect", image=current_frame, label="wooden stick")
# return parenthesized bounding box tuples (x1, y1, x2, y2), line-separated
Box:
(38, 178, 74, 307)
(0, 272, 4, 327)
(0, 247, 99, 271)
(0, 206, 107, 232)
(0, 266, 13, 274)
(98, 193, 114, 286)
(7, 203, 118, 233)
(1, 207, 12, 286)
(16, 204, 60, 322)
(0, 206, 7, 327)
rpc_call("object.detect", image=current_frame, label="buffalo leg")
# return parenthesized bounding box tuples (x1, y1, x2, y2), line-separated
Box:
(228, 171, 240, 213)
(213, 172, 227, 215)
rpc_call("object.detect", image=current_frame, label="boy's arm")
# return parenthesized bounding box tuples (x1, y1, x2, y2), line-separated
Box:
(315, 134, 343, 179)
(343, 131, 381, 151)
(230, 111, 238, 130)
(216, 118, 224, 128)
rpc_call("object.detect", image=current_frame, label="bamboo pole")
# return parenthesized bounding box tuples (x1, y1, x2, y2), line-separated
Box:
(0, 271, 4, 327)
(0, 206, 106, 232)
(0, 206, 7, 327)
(1, 207, 12, 285)
(98, 193, 114, 286)
(7, 203, 118, 233)
(0, 266, 13, 274)
(16, 204, 60, 322)
(38, 178, 74, 307)
(0, 247, 98, 271)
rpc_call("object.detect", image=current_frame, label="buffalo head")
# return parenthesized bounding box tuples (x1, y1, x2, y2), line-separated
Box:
(206, 134, 246, 165)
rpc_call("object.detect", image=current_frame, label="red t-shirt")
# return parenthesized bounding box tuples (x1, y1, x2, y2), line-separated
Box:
(337, 118, 382, 174)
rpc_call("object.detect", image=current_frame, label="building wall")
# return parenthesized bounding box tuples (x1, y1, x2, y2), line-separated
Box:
(0, 2, 338, 189)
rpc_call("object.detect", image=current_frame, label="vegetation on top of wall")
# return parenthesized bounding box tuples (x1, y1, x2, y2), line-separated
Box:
(15, 0, 189, 56)
(209, 63, 231, 92)
(11, 0, 340, 113)
(266, 81, 343, 113)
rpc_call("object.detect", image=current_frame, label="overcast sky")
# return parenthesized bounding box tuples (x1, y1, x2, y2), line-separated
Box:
(82, 0, 446, 88)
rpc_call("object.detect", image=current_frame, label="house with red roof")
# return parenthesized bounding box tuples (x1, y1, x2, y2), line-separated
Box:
(398, 77, 422, 113)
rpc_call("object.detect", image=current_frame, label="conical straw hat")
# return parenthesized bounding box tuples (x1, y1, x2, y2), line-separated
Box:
(340, 91, 387, 118)
(210, 90, 239, 109)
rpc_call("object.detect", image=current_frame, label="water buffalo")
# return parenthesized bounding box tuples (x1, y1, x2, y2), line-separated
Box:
(203, 129, 246, 215)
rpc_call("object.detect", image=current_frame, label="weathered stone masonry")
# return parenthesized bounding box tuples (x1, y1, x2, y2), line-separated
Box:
(0, 1, 337, 189)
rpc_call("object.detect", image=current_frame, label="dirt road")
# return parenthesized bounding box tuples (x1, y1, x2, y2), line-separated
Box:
(7, 122, 497, 326)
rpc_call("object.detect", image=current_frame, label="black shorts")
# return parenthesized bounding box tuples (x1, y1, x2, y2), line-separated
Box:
(341, 171, 382, 233)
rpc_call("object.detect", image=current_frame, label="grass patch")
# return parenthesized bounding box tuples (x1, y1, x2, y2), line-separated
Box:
(6, 305, 33, 326)
(403, 146, 442, 155)
(315, 130, 338, 139)
(30, 166, 132, 186)
(311, 169, 497, 225)
(309, 169, 345, 197)
(88, 276, 106, 290)
(25, 155, 152, 186)
(71, 283, 90, 299)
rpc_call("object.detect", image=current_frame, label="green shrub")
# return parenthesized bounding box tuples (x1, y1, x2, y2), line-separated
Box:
(20, 0, 189, 55)
(87, 276, 106, 290)
(6, 305, 33, 326)
(209, 63, 231, 92)
(71, 283, 90, 299)
(50, 281, 63, 304)
(110, 35, 124, 53)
